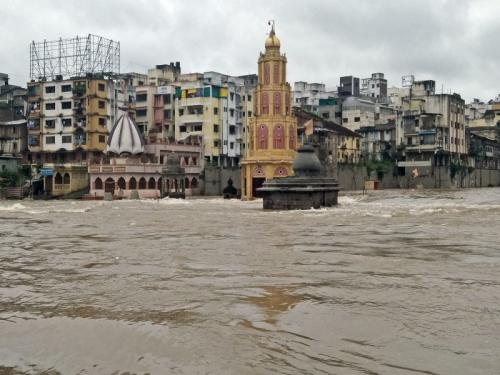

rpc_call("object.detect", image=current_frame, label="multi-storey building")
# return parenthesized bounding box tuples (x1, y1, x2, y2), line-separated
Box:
(338, 76, 360, 97)
(292, 81, 337, 113)
(173, 72, 256, 167)
(0, 73, 27, 122)
(26, 76, 129, 196)
(239, 74, 258, 158)
(360, 73, 388, 100)
(399, 80, 466, 170)
(240, 25, 297, 199)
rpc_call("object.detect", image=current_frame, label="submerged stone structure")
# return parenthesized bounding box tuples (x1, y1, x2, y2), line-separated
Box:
(258, 144, 340, 210)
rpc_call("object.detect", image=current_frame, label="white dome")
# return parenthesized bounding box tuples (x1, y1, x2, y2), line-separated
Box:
(107, 113, 144, 155)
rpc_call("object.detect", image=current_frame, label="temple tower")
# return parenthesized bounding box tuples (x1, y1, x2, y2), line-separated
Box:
(241, 23, 297, 199)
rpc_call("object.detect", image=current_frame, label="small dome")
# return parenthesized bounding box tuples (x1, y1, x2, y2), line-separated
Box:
(292, 144, 322, 177)
(107, 113, 145, 155)
(265, 28, 280, 48)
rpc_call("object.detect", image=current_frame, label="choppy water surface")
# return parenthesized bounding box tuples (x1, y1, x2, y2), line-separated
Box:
(1, 189, 500, 374)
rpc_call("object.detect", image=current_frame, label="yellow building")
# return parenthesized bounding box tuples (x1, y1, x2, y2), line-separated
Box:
(26, 77, 129, 196)
(240, 25, 297, 199)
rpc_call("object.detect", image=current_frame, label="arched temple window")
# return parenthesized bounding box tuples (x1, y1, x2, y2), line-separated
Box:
(148, 177, 156, 189)
(94, 177, 103, 190)
(138, 177, 146, 190)
(274, 92, 281, 115)
(54, 172, 62, 185)
(289, 125, 296, 149)
(264, 63, 270, 85)
(104, 178, 115, 193)
(63, 173, 70, 185)
(129, 177, 137, 190)
(191, 178, 198, 188)
(273, 124, 285, 149)
(273, 62, 280, 84)
(257, 124, 268, 150)
(117, 177, 126, 190)
(261, 93, 269, 115)
(184, 177, 190, 189)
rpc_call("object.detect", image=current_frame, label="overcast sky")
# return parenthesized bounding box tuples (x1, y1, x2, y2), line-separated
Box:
(2, 0, 499, 102)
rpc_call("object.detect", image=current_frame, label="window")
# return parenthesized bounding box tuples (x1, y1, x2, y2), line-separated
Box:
(274, 92, 281, 114)
(45, 119, 55, 128)
(248, 111, 252, 117)
(98, 118, 106, 126)
(247, 94, 252, 101)
(98, 100, 105, 109)
(261, 93, 269, 115)
(354, 117, 360, 122)
(230, 142, 234, 149)
(242, 111, 245, 117)
(343, 118, 348, 123)
(45, 136, 56, 144)
(180, 125, 187, 132)
(45, 102, 55, 110)
(230, 92, 234, 101)
(61, 84, 72, 92)
(224, 107, 227, 112)
(62, 118, 72, 127)
(371, 84, 375, 89)
(179, 109, 184, 116)
(136, 109, 147, 117)
(99, 135, 106, 143)
(213, 124, 219, 133)
(257, 124, 268, 149)
(61, 101, 72, 109)
(164, 94, 171, 104)
(273, 124, 284, 149)
(264, 63, 270, 84)
(62, 135, 72, 143)
(193, 125, 202, 131)
(229, 125, 236, 135)
(214, 140, 220, 147)
(45, 86, 55, 94)
(136, 93, 147, 102)
(213, 107, 218, 115)
(273, 62, 280, 84)
(98, 83, 105, 91)
(164, 109, 171, 119)
(229, 109, 234, 117)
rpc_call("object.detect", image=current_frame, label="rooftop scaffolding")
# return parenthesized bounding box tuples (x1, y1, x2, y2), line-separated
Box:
(29, 34, 120, 81)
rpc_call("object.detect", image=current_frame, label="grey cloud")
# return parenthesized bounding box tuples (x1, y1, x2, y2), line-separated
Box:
(1, 0, 498, 101)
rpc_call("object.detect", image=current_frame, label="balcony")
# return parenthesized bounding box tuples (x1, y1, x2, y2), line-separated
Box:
(72, 86, 86, 97)
(73, 138, 86, 146)
(179, 113, 203, 124)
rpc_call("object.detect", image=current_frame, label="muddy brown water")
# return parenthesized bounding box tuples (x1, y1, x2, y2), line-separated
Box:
(1, 189, 500, 374)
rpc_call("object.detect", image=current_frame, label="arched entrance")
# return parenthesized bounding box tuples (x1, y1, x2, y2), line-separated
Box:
(104, 177, 115, 193)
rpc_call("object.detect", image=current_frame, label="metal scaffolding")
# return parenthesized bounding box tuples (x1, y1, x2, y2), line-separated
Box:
(29, 34, 120, 80)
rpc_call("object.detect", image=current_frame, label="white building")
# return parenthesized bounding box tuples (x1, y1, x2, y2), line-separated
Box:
(360, 73, 388, 100)
(292, 81, 337, 113)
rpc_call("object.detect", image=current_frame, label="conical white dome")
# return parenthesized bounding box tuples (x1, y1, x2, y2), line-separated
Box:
(107, 113, 145, 155)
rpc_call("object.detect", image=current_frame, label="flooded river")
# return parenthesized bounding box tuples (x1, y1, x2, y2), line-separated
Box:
(1, 189, 500, 374)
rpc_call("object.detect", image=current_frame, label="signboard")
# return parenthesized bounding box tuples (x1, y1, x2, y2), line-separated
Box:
(40, 168, 54, 177)
(157, 86, 172, 95)
(402, 75, 414, 87)
(397, 160, 431, 167)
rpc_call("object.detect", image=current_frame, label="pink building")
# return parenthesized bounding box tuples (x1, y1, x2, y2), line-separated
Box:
(88, 113, 163, 199)
(144, 134, 204, 196)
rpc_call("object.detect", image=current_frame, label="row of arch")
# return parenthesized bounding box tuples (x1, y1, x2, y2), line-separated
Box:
(256, 124, 295, 150)
(54, 172, 70, 185)
(259, 92, 290, 116)
(93, 176, 199, 192)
